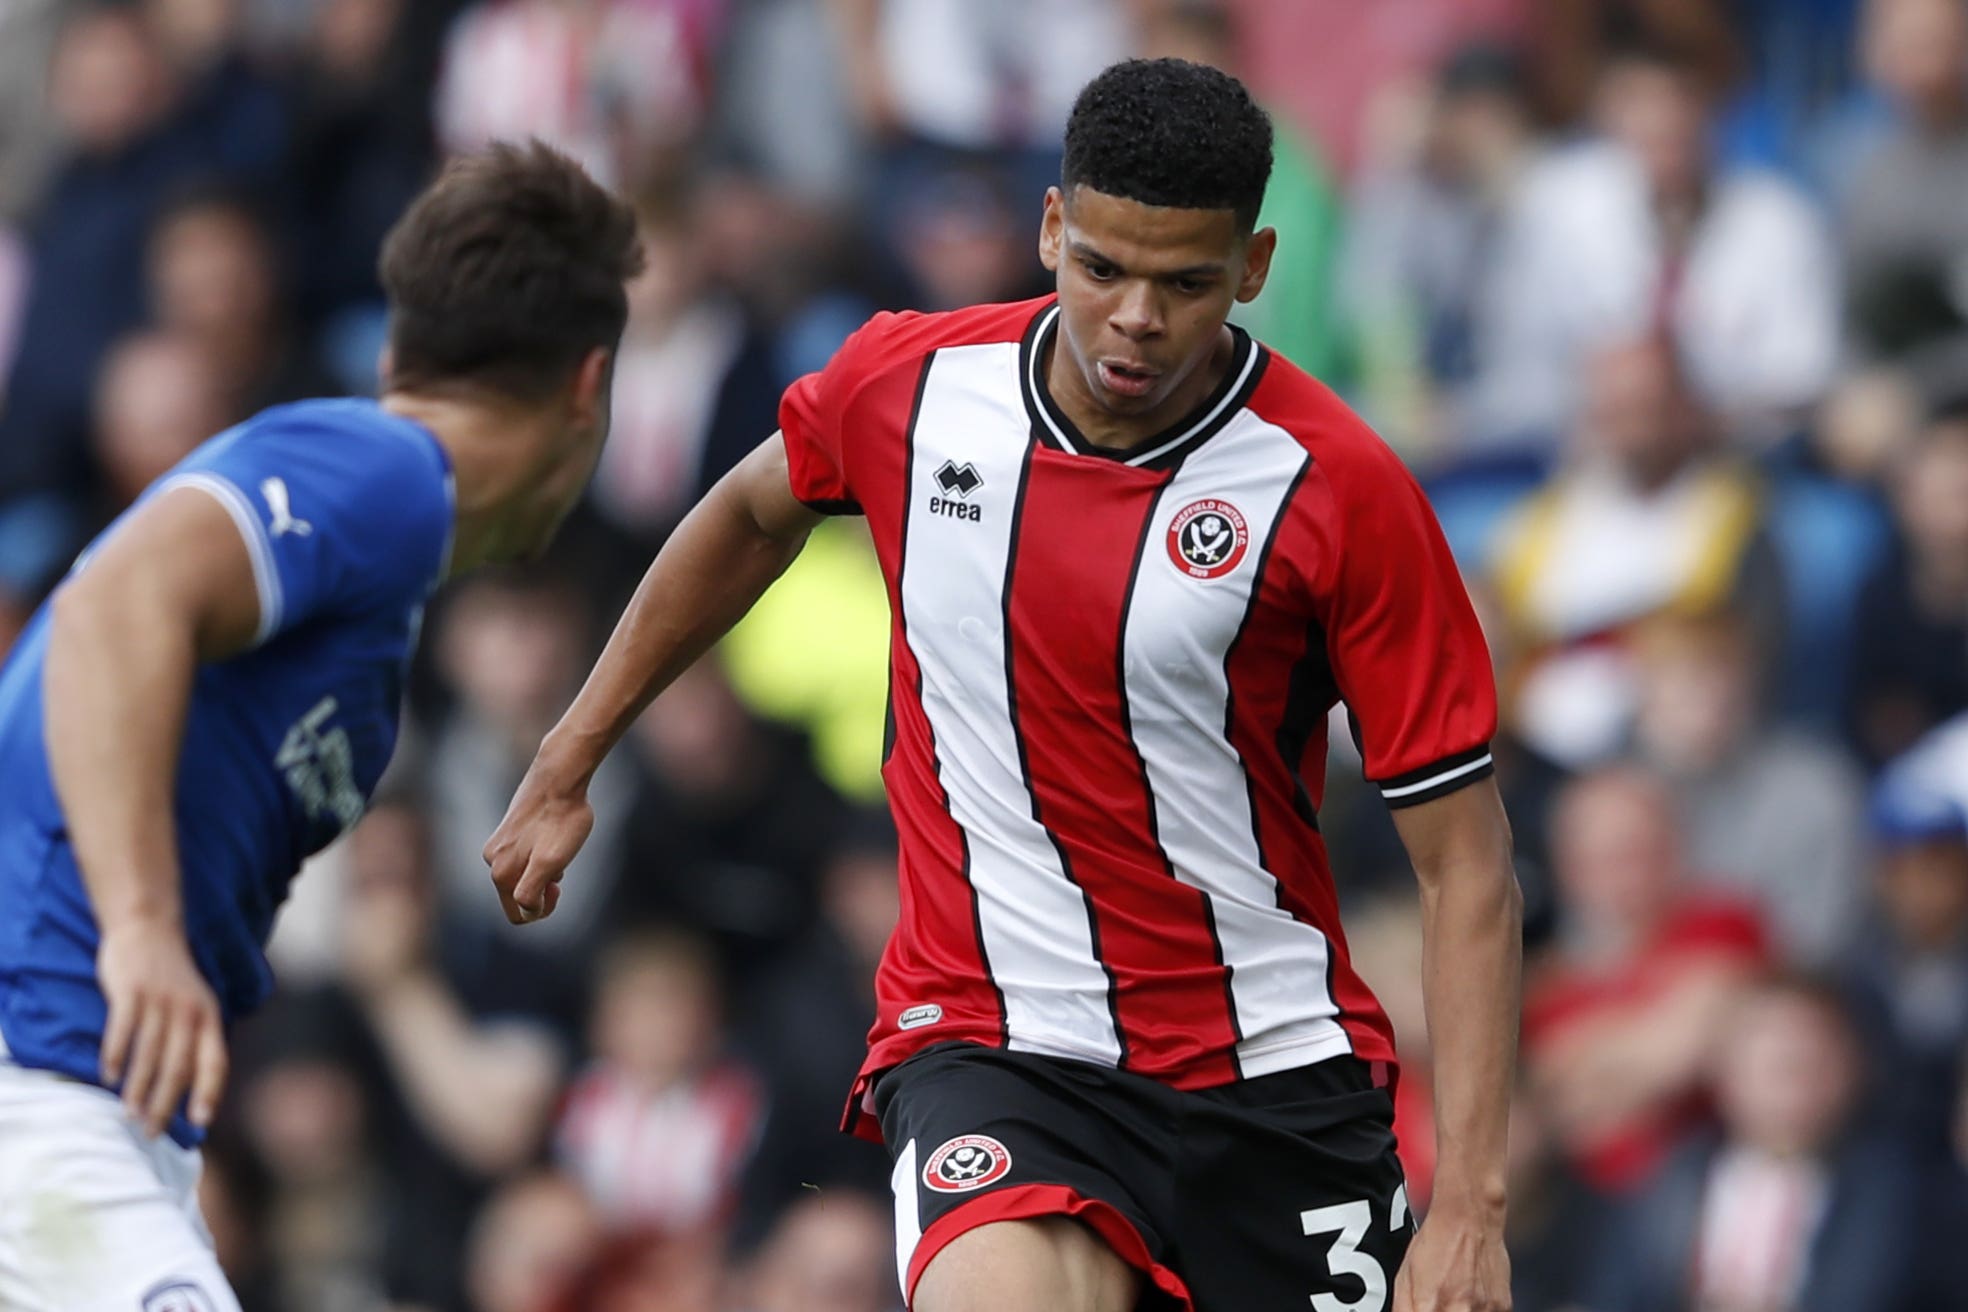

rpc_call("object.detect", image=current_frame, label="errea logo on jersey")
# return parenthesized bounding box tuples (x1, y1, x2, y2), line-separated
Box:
(1168, 499, 1250, 580)
(929, 460, 983, 522)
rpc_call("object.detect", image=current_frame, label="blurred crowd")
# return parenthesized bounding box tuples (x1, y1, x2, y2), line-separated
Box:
(5, 0, 1968, 1309)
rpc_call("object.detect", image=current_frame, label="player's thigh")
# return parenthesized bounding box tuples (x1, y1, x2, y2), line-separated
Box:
(0, 1064, 241, 1312)
(914, 1216, 1140, 1312)
(1174, 1073, 1412, 1312)
(877, 1045, 1177, 1310)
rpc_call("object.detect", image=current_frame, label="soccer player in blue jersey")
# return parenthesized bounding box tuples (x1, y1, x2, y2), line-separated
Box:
(0, 140, 641, 1310)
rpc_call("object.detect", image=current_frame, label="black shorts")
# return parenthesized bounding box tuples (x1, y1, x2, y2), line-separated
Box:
(874, 1042, 1413, 1311)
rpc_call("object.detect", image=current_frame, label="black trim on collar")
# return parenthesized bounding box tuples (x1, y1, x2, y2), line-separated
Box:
(1016, 302, 1268, 474)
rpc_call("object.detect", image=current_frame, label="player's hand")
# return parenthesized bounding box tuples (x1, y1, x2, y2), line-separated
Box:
(483, 754, 594, 925)
(97, 920, 229, 1138)
(1392, 1201, 1510, 1312)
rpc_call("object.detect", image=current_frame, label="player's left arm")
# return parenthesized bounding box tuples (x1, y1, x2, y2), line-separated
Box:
(1389, 778, 1519, 1312)
(44, 486, 261, 1135)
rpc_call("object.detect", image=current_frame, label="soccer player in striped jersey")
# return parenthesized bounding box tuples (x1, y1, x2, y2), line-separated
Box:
(0, 142, 641, 1311)
(489, 59, 1520, 1312)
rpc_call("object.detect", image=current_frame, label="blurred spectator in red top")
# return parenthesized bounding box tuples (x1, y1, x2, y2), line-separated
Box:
(435, 0, 724, 191)
(1524, 764, 1770, 1192)
(556, 929, 764, 1234)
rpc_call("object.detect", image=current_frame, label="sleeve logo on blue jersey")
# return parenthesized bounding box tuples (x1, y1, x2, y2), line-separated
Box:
(275, 696, 363, 833)
(259, 476, 313, 538)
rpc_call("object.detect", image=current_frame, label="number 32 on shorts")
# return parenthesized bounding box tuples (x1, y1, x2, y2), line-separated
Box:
(1300, 1183, 1411, 1312)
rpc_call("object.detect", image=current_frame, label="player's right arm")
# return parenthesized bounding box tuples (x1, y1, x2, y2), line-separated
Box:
(484, 432, 821, 923)
(43, 487, 260, 1136)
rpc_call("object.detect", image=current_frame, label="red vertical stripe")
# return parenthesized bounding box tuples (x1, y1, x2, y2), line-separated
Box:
(862, 355, 1004, 1074)
(1223, 479, 1397, 1065)
(1005, 448, 1240, 1081)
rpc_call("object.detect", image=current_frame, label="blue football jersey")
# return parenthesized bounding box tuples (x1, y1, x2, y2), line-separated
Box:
(0, 399, 453, 1142)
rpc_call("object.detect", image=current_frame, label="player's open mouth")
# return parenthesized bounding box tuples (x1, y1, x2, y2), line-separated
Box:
(1098, 361, 1159, 398)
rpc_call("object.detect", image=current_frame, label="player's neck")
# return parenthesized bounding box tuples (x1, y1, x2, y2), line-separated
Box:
(1044, 326, 1236, 453)
(381, 390, 553, 573)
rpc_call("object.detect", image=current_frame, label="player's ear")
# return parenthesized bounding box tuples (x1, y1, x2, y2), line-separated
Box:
(1039, 186, 1065, 273)
(376, 344, 396, 391)
(569, 347, 611, 428)
(1234, 226, 1277, 304)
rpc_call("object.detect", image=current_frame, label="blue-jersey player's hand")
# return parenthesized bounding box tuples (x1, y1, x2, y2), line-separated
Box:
(484, 754, 594, 925)
(97, 921, 229, 1137)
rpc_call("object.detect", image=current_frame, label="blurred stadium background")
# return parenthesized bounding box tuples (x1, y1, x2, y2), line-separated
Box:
(4, 0, 1968, 1309)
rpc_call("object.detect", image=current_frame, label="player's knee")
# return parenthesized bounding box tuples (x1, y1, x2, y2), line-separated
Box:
(913, 1217, 1138, 1312)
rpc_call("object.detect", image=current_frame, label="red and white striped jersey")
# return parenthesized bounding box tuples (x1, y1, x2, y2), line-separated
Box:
(779, 299, 1497, 1141)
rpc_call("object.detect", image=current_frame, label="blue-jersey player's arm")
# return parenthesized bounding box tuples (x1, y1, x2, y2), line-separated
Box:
(43, 487, 263, 1137)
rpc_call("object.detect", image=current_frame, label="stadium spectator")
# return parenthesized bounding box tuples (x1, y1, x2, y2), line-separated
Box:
(1844, 723, 1968, 1152)
(1577, 976, 1920, 1312)
(1847, 408, 1968, 766)
(1490, 336, 1777, 767)
(608, 656, 844, 960)
(90, 330, 237, 515)
(1523, 764, 1771, 1192)
(1521, 0, 1742, 129)
(0, 0, 73, 221)
(428, 567, 639, 950)
(0, 5, 194, 505)
(1628, 610, 1867, 965)
(1472, 41, 1838, 446)
(145, 188, 337, 413)
(592, 193, 780, 542)
(554, 929, 764, 1234)
(738, 1189, 899, 1312)
(435, 0, 723, 191)
(337, 797, 569, 1178)
(736, 811, 900, 1237)
(1841, 0, 1968, 391)
(1344, 41, 1540, 458)
(466, 1170, 608, 1312)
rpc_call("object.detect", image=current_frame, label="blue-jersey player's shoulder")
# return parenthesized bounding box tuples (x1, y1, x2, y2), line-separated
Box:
(164, 398, 455, 643)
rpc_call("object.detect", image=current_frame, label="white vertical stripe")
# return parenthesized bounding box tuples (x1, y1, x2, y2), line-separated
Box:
(892, 1138, 922, 1296)
(1121, 413, 1352, 1074)
(156, 473, 283, 644)
(900, 344, 1124, 1068)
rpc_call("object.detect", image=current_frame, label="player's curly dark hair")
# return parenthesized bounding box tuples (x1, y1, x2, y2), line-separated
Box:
(1062, 58, 1274, 232)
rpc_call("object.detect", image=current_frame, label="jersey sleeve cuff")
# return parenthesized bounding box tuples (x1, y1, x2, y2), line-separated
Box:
(1375, 744, 1494, 809)
(155, 472, 283, 645)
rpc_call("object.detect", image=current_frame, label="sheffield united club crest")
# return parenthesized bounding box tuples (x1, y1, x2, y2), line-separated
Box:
(922, 1134, 1013, 1193)
(1167, 499, 1250, 580)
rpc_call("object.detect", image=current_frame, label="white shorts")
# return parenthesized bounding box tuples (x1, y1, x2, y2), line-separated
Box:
(0, 1035, 240, 1312)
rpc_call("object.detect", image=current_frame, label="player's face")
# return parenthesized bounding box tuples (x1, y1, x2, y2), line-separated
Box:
(1039, 185, 1274, 426)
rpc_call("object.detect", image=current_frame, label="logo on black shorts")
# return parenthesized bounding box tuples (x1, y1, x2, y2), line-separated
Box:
(143, 1281, 220, 1312)
(1168, 499, 1250, 580)
(923, 1133, 1012, 1192)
